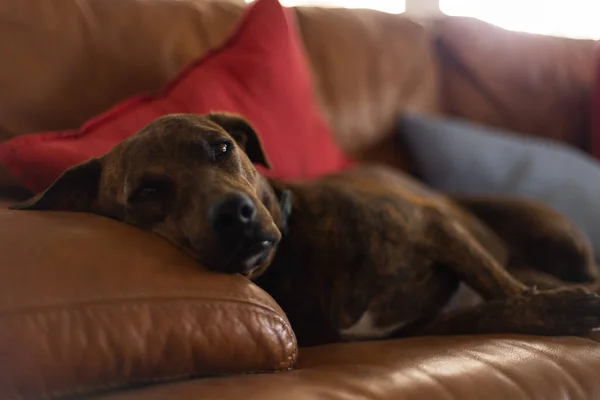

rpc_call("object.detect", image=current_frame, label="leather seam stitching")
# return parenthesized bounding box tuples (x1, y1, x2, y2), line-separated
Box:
(0, 289, 279, 315)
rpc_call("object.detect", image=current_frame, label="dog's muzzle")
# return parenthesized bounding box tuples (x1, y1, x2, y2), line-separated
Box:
(209, 193, 279, 274)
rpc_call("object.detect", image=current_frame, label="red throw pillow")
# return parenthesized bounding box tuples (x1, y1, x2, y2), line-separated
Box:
(592, 51, 600, 159)
(0, 0, 351, 194)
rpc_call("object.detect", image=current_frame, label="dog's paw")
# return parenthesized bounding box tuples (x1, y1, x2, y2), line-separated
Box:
(516, 287, 600, 335)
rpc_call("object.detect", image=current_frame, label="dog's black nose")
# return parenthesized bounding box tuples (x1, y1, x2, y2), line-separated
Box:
(210, 193, 257, 233)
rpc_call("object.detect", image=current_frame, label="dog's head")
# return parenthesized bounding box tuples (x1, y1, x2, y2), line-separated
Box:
(12, 113, 284, 278)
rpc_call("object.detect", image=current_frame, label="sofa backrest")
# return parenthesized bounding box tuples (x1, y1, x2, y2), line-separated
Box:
(295, 7, 440, 168)
(0, 0, 440, 172)
(435, 17, 599, 151)
(0, 0, 597, 176)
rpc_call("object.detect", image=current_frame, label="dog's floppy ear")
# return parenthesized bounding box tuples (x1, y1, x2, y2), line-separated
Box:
(207, 113, 271, 169)
(10, 158, 103, 212)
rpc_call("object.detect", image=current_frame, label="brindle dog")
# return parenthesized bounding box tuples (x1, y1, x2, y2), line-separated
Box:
(11, 113, 600, 346)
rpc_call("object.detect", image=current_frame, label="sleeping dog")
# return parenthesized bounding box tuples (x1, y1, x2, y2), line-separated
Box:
(12, 113, 600, 346)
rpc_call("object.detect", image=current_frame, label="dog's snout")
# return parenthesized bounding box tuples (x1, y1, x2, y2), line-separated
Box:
(210, 193, 257, 232)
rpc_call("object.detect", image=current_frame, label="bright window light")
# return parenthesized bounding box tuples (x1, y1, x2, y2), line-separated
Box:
(245, 0, 405, 14)
(440, 0, 600, 39)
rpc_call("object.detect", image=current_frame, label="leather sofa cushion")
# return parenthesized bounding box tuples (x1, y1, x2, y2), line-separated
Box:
(295, 7, 440, 168)
(0, 202, 296, 400)
(0, 0, 243, 138)
(90, 335, 600, 400)
(436, 17, 599, 151)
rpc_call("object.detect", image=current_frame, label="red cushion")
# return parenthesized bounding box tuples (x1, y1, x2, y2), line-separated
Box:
(592, 52, 600, 158)
(0, 0, 351, 194)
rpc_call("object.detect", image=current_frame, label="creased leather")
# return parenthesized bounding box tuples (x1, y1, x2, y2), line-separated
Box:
(0, 203, 296, 400)
(91, 335, 600, 400)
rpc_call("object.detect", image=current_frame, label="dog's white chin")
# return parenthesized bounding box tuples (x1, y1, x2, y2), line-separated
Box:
(243, 253, 265, 270)
(240, 251, 270, 277)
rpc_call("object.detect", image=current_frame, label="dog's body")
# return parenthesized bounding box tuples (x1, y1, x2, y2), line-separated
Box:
(13, 113, 600, 346)
(259, 166, 600, 345)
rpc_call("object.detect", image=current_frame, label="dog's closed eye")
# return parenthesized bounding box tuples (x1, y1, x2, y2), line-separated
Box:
(134, 187, 158, 200)
(126, 176, 175, 228)
(129, 177, 173, 204)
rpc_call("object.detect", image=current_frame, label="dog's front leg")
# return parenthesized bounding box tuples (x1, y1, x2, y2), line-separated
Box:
(426, 209, 529, 300)
(411, 287, 600, 337)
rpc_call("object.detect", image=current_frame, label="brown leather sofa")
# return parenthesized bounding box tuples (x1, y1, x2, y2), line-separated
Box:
(2, 1, 600, 399)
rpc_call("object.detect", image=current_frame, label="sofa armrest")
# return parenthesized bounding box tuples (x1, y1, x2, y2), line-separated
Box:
(0, 204, 297, 400)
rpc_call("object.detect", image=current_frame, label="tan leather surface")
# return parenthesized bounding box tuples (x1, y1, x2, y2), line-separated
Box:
(295, 8, 440, 169)
(0, 202, 296, 400)
(436, 17, 599, 150)
(0, 0, 244, 138)
(92, 335, 600, 400)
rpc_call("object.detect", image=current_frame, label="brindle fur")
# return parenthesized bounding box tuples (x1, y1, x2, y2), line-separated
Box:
(11, 114, 600, 346)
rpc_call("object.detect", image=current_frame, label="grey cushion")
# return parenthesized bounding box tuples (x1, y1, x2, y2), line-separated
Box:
(398, 113, 600, 254)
